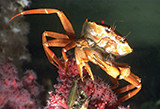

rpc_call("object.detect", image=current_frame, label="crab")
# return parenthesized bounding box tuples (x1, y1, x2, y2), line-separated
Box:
(10, 9, 141, 104)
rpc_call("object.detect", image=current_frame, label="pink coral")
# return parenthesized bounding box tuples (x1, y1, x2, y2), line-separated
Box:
(45, 92, 68, 109)
(46, 58, 120, 109)
(0, 62, 43, 109)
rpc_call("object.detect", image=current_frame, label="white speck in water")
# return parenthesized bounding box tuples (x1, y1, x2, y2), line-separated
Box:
(12, 27, 21, 33)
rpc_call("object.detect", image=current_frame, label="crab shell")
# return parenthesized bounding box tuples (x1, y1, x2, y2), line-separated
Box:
(81, 20, 133, 57)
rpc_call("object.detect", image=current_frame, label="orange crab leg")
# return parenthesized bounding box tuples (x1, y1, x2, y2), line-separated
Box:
(83, 48, 141, 104)
(62, 41, 77, 72)
(97, 59, 141, 103)
(47, 39, 71, 47)
(11, 9, 77, 70)
(114, 67, 141, 103)
(116, 85, 141, 104)
(108, 75, 119, 89)
(43, 31, 70, 39)
(75, 47, 94, 81)
(83, 48, 120, 80)
(42, 31, 70, 68)
(42, 31, 76, 70)
(10, 9, 75, 40)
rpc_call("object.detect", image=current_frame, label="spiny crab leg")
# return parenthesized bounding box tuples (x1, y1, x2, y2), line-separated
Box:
(10, 9, 75, 40)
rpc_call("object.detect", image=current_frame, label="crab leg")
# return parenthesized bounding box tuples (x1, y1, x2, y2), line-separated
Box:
(114, 67, 141, 103)
(85, 48, 120, 89)
(83, 48, 141, 104)
(10, 9, 76, 40)
(75, 47, 94, 81)
(43, 31, 70, 39)
(97, 58, 141, 103)
(83, 48, 121, 83)
(62, 41, 77, 72)
(108, 75, 119, 89)
(42, 31, 71, 68)
(11, 9, 77, 70)
(82, 48, 122, 90)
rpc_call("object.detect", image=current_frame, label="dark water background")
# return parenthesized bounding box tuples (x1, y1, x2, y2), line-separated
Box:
(23, 0, 160, 108)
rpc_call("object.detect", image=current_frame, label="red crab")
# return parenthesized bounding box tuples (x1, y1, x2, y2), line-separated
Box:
(10, 9, 141, 104)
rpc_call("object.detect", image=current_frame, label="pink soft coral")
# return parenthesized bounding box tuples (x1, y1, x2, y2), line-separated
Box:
(46, 92, 68, 109)
(0, 62, 43, 109)
(46, 58, 123, 109)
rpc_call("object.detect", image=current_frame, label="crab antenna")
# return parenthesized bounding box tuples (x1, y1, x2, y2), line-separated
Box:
(112, 22, 116, 31)
(124, 32, 131, 38)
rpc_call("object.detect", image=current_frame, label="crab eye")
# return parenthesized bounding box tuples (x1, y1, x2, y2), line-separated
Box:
(123, 38, 127, 42)
(105, 26, 111, 33)
(120, 38, 127, 43)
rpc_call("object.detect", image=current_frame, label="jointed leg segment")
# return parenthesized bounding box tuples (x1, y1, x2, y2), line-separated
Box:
(10, 9, 75, 39)
(42, 31, 70, 68)
(62, 41, 77, 72)
(75, 47, 94, 81)
(80, 48, 141, 104)
(11, 8, 77, 70)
